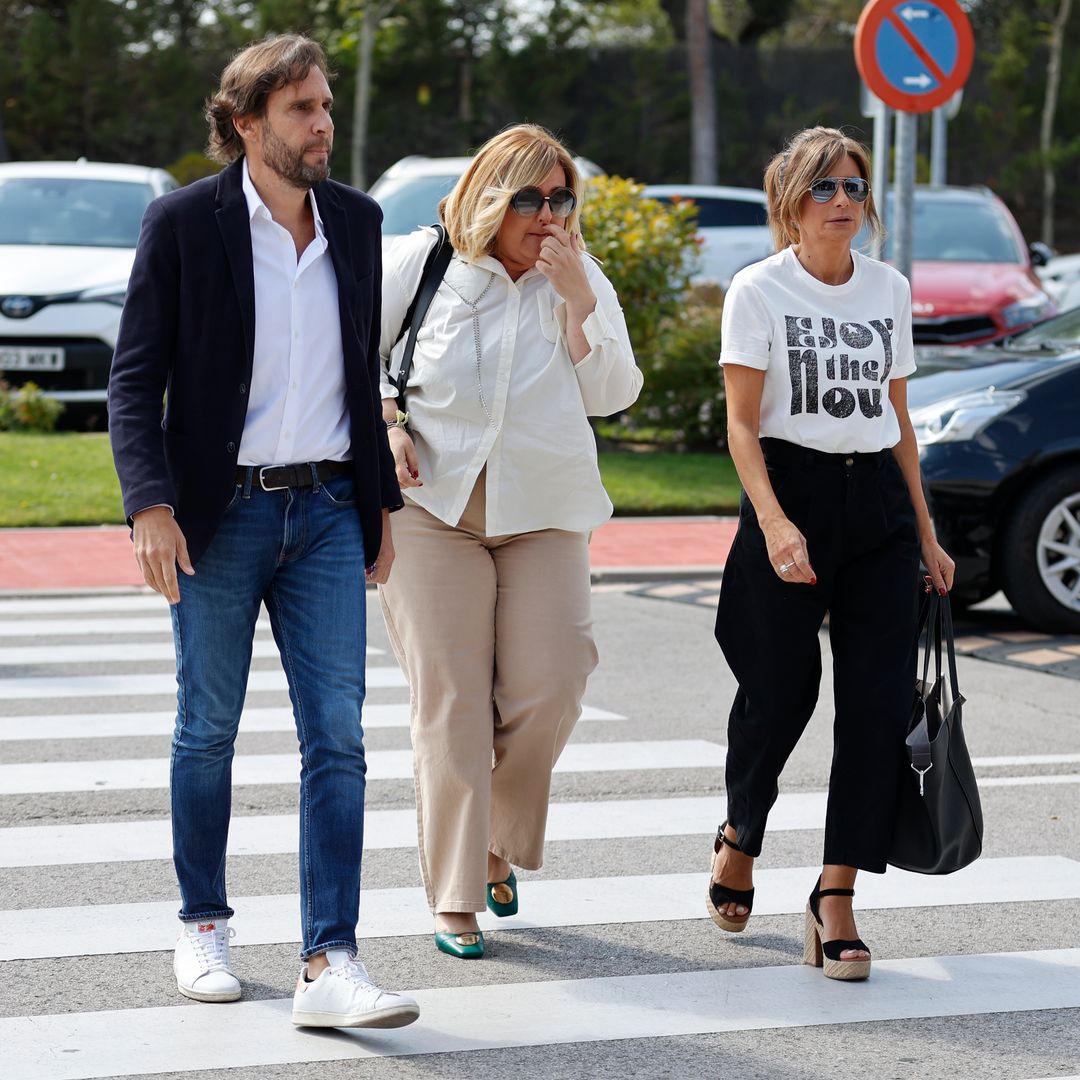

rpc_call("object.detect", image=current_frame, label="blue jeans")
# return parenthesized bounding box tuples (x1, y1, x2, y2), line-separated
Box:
(169, 467, 368, 959)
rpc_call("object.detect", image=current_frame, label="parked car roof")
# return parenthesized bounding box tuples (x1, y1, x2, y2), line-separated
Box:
(643, 183, 771, 288)
(369, 154, 605, 238)
(0, 160, 173, 185)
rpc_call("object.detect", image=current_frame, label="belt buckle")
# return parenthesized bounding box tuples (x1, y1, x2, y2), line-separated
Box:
(258, 465, 290, 492)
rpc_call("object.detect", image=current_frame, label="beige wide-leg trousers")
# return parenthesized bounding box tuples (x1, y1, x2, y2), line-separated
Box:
(378, 471, 598, 913)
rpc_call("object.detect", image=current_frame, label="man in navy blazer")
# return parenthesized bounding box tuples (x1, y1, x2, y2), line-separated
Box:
(108, 34, 418, 1030)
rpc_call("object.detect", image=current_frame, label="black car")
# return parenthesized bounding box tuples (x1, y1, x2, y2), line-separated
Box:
(909, 307, 1080, 632)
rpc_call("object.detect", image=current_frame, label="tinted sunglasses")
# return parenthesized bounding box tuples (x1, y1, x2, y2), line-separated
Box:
(809, 176, 870, 203)
(510, 186, 577, 217)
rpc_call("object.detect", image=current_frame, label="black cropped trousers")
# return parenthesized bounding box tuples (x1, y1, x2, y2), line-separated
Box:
(715, 437, 921, 873)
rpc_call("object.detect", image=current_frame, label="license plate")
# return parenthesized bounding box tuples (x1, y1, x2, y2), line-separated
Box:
(0, 346, 65, 371)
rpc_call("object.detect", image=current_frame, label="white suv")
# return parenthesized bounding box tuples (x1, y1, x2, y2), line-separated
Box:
(0, 160, 177, 419)
(369, 154, 605, 239)
(643, 184, 773, 288)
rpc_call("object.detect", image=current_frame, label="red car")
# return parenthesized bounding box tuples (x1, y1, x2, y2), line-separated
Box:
(876, 186, 1055, 346)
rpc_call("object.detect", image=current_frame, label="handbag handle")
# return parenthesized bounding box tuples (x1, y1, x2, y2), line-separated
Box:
(389, 224, 453, 414)
(909, 590, 963, 794)
(939, 591, 963, 704)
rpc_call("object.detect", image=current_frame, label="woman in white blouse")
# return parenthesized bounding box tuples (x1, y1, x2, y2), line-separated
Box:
(707, 126, 954, 981)
(377, 124, 642, 959)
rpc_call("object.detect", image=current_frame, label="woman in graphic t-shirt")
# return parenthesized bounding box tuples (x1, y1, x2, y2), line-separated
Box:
(706, 126, 954, 982)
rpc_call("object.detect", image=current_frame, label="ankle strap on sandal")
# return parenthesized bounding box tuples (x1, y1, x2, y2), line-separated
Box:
(816, 887, 855, 899)
(714, 821, 745, 855)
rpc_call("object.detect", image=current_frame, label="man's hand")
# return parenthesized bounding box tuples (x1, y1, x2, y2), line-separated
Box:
(132, 507, 194, 604)
(365, 509, 395, 585)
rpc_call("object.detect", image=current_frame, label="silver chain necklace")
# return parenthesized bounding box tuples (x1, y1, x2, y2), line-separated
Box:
(444, 271, 496, 424)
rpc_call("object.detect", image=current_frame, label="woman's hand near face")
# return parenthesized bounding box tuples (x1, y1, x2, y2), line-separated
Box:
(536, 223, 595, 314)
(389, 426, 423, 489)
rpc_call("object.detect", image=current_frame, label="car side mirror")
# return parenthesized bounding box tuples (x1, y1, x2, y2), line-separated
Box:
(1029, 241, 1054, 267)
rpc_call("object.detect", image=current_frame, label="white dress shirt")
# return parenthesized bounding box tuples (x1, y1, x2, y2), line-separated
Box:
(238, 158, 351, 466)
(380, 227, 642, 535)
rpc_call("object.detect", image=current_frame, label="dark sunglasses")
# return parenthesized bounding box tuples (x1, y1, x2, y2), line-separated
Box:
(510, 186, 577, 217)
(809, 177, 870, 203)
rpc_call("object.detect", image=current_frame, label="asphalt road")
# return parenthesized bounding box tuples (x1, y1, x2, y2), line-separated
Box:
(0, 585, 1077, 1080)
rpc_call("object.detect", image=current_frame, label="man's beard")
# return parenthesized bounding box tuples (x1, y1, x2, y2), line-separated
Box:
(260, 120, 330, 189)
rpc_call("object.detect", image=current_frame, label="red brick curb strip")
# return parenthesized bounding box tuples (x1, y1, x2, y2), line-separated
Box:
(0, 518, 739, 594)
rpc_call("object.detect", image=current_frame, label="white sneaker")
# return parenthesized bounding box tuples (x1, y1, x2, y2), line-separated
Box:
(291, 949, 420, 1029)
(174, 919, 241, 1002)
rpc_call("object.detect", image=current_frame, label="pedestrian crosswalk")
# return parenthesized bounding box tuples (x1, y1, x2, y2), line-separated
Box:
(6, 857, 1080, 961)
(5, 951, 1080, 1080)
(1, 590, 1078, 1080)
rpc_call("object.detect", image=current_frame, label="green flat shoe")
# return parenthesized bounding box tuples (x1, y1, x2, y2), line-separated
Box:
(486, 870, 519, 917)
(434, 930, 485, 959)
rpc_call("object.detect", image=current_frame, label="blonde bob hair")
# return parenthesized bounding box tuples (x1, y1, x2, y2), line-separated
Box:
(763, 126, 884, 253)
(439, 124, 583, 260)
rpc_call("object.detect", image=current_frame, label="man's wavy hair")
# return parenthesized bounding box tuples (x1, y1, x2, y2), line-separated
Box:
(205, 34, 331, 165)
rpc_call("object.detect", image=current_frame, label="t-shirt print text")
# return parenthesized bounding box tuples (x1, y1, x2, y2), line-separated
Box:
(786, 315, 894, 420)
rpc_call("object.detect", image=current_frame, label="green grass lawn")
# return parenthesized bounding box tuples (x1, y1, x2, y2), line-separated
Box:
(0, 434, 742, 527)
(597, 450, 741, 515)
(0, 432, 125, 527)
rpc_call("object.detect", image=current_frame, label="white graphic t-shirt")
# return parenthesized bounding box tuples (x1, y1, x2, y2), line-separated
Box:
(719, 247, 916, 454)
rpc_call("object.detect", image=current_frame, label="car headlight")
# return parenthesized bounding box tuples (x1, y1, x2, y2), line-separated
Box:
(1002, 292, 1052, 328)
(910, 387, 1027, 445)
(77, 283, 128, 306)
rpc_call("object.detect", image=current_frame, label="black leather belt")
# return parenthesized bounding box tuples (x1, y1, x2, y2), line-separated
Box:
(236, 459, 352, 492)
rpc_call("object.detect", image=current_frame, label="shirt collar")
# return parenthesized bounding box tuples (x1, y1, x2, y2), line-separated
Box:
(241, 156, 326, 241)
(464, 251, 540, 286)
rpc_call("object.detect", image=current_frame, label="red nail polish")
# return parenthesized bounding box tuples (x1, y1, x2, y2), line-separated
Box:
(939, 587, 947, 596)
(810, 577, 817, 586)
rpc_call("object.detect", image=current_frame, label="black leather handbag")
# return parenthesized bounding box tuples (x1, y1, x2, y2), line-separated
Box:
(888, 591, 983, 875)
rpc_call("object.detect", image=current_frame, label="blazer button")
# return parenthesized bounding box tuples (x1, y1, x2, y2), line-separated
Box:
(227, 441, 237, 454)
(239, 382, 247, 394)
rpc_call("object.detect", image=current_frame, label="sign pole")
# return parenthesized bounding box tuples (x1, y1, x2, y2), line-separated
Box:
(872, 97, 892, 258)
(930, 105, 947, 186)
(893, 110, 917, 283)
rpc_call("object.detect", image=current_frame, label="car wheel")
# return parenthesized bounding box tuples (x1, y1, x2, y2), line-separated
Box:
(1000, 465, 1080, 633)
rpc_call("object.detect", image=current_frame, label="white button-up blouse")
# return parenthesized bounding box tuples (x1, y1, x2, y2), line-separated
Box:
(379, 227, 643, 535)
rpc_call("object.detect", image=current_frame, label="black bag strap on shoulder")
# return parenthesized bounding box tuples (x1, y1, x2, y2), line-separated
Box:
(390, 224, 452, 412)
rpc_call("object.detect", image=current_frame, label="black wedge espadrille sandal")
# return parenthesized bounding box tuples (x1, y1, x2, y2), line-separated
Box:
(706, 822, 755, 933)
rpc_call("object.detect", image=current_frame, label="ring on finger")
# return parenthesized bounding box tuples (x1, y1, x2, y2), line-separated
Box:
(778, 561, 796, 574)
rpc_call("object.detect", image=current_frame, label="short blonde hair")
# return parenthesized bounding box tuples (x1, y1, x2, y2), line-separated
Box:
(763, 126, 883, 252)
(439, 124, 583, 260)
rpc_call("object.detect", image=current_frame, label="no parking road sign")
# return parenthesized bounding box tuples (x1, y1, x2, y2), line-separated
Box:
(855, 0, 974, 114)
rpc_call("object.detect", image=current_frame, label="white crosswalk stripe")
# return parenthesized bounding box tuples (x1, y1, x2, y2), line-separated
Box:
(0, 740, 727, 793)
(0, 594, 168, 614)
(0, 615, 186, 637)
(4, 857, 1077, 961)
(0, 703, 624, 741)
(1, 590, 1076, 1079)
(0, 639, 384, 665)
(0, 666, 408, 699)
(3, 951, 1079, 1080)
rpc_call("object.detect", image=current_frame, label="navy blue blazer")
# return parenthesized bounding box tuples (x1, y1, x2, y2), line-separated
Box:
(108, 157, 402, 567)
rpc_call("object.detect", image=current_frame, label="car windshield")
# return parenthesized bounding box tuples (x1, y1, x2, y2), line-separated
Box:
(1005, 305, 1080, 349)
(875, 194, 1023, 263)
(373, 174, 459, 236)
(0, 177, 154, 248)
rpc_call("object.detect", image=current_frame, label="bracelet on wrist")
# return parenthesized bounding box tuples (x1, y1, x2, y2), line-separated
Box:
(385, 410, 409, 431)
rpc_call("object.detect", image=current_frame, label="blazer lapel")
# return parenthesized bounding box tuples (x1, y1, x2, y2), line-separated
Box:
(215, 159, 256, 375)
(315, 183, 355, 326)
